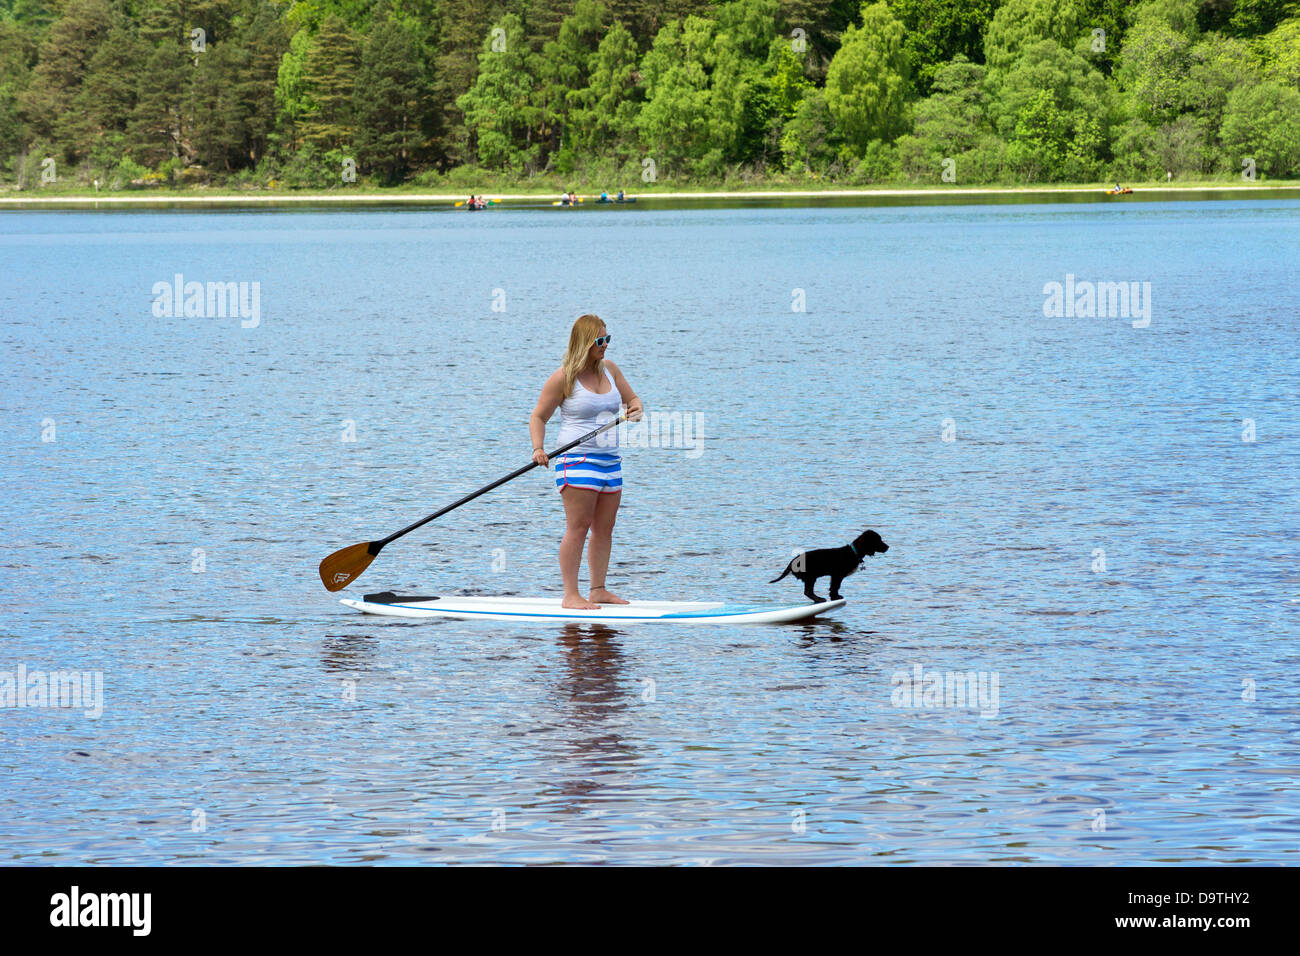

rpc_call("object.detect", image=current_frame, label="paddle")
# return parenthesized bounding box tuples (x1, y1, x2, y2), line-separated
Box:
(318, 412, 628, 591)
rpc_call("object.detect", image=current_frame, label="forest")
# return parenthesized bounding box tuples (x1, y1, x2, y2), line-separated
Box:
(1, 0, 1298, 190)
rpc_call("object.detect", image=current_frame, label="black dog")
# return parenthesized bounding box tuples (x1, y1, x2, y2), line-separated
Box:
(769, 530, 889, 603)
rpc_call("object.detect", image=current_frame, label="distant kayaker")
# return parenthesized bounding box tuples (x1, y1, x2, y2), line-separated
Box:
(600, 191, 609, 201)
(617, 189, 625, 201)
(529, 314, 643, 609)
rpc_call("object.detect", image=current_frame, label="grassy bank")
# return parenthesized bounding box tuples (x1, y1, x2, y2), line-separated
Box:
(2, 179, 1298, 207)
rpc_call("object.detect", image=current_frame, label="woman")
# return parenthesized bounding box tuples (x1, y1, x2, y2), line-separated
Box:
(530, 315, 643, 609)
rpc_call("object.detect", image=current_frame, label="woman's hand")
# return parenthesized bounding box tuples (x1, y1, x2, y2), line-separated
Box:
(532, 447, 550, 467)
(626, 400, 644, 422)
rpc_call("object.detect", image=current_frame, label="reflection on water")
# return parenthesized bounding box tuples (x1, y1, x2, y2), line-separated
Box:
(550, 624, 635, 811)
(321, 634, 381, 674)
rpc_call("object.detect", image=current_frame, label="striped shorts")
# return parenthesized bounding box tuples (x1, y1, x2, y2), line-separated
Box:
(554, 453, 623, 493)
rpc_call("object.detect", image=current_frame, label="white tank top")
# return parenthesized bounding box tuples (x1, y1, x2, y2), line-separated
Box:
(556, 365, 622, 454)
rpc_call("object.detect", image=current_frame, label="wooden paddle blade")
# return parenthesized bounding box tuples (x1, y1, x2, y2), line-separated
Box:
(319, 541, 378, 592)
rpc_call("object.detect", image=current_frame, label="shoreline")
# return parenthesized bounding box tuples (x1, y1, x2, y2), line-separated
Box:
(1, 182, 1297, 206)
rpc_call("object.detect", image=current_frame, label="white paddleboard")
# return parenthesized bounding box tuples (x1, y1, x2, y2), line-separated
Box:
(341, 592, 846, 624)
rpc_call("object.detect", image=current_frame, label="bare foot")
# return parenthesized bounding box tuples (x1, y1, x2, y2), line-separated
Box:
(562, 593, 600, 610)
(588, 588, 630, 605)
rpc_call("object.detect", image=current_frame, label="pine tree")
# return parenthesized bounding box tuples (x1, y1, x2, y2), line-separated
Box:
(538, 0, 608, 161)
(235, 2, 288, 166)
(0, 20, 35, 169)
(299, 13, 361, 151)
(354, 18, 427, 181)
(17, 0, 114, 161)
(569, 17, 642, 159)
(456, 12, 539, 171)
(69, 25, 149, 160)
(129, 40, 190, 165)
(432, 0, 504, 164)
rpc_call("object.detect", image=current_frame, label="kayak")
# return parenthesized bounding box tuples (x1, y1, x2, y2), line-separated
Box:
(1104, 188, 1133, 195)
(595, 197, 637, 204)
(341, 592, 846, 624)
(552, 198, 583, 205)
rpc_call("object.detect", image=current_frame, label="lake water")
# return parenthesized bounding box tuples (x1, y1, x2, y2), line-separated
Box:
(1, 197, 1297, 864)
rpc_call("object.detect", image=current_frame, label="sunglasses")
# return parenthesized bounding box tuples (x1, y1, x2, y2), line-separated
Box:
(594, 335, 612, 347)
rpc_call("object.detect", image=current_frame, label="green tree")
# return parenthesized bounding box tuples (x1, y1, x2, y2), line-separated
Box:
(17, 0, 113, 162)
(236, 2, 290, 166)
(129, 41, 189, 167)
(779, 84, 838, 171)
(765, 31, 813, 130)
(711, 0, 783, 165)
(1220, 81, 1300, 176)
(456, 13, 541, 172)
(354, 18, 428, 181)
(771, 0, 861, 80)
(299, 13, 360, 150)
(432, 0, 502, 165)
(1115, 0, 1198, 123)
(1184, 33, 1259, 132)
(604, 0, 717, 47)
(824, 1, 908, 154)
(635, 0, 788, 174)
(885, 0, 997, 94)
(275, 26, 314, 150)
(636, 15, 718, 170)
(568, 17, 642, 162)
(1153, 114, 1211, 175)
(0, 20, 34, 172)
(538, 0, 609, 168)
(1260, 17, 1300, 90)
(1226, 0, 1299, 37)
(137, 0, 239, 47)
(1109, 117, 1161, 178)
(894, 54, 989, 177)
(69, 24, 148, 167)
(1073, 0, 1132, 74)
(983, 0, 1080, 72)
(989, 39, 1112, 180)
(3, 0, 58, 32)
(189, 3, 287, 171)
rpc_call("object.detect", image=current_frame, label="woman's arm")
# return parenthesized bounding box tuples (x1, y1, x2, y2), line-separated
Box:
(529, 370, 566, 463)
(605, 360, 643, 421)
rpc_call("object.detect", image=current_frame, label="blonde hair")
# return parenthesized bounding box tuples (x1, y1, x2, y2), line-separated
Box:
(561, 313, 606, 398)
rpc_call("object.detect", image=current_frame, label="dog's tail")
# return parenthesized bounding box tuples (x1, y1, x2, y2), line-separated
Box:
(769, 562, 792, 584)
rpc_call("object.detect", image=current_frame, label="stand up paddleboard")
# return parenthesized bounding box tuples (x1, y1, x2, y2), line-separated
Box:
(342, 592, 846, 624)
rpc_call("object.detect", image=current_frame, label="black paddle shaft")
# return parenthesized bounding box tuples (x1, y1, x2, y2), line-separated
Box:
(371, 412, 627, 553)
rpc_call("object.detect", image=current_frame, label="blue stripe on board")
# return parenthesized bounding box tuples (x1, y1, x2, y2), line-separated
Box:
(377, 602, 825, 619)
